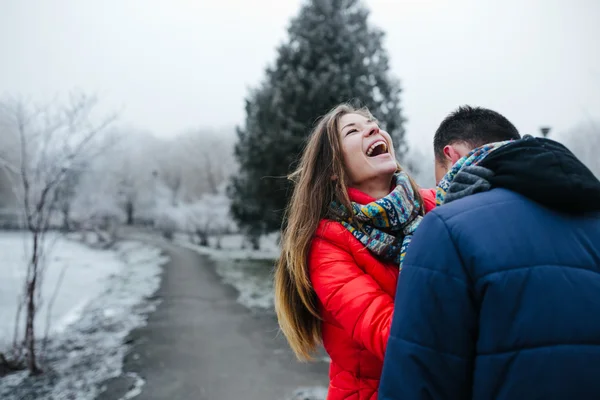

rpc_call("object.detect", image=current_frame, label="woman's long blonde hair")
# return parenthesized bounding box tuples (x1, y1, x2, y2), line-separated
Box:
(274, 103, 422, 361)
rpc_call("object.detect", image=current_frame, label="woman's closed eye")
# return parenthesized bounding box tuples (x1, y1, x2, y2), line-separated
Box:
(345, 128, 358, 136)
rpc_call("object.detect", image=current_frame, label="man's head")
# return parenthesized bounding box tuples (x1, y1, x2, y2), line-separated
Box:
(433, 106, 521, 183)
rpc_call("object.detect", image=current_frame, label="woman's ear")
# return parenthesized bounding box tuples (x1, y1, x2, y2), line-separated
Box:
(331, 174, 338, 181)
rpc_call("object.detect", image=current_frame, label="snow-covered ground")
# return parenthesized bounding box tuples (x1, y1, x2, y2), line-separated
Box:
(0, 232, 168, 400)
(288, 386, 329, 400)
(0, 232, 118, 351)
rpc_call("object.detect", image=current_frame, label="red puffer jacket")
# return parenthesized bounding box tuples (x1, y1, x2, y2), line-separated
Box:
(308, 188, 436, 400)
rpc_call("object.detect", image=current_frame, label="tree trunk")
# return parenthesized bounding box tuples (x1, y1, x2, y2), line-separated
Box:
(24, 231, 42, 375)
(61, 207, 71, 232)
(250, 235, 260, 251)
(126, 201, 134, 225)
(197, 229, 209, 247)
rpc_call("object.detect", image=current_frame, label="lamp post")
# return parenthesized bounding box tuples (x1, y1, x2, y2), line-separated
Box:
(540, 127, 551, 138)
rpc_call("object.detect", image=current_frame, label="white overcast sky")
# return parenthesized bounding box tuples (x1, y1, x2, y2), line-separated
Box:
(1, 0, 599, 150)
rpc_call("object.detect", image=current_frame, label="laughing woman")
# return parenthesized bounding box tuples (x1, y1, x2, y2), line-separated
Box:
(274, 104, 436, 400)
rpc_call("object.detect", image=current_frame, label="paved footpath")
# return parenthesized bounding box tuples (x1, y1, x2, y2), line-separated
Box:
(99, 235, 329, 400)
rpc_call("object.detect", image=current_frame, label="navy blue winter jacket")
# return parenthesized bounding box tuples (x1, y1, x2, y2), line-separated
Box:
(379, 137, 600, 400)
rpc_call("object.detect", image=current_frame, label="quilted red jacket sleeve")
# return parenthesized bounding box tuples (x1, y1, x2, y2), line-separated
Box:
(309, 222, 395, 361)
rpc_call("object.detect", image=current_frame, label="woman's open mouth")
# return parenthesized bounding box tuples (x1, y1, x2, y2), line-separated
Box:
(366, 140, 389, 157)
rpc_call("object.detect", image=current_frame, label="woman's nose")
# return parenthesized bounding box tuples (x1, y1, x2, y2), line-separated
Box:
(365, 125, 380, 136)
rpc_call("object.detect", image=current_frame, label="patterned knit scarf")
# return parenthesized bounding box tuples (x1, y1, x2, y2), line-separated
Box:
(436, 140, 513, 206)
(331, 171, 422, 267)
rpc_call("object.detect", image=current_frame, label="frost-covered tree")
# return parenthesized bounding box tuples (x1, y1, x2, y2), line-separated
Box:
(74, 129, 160, 226)
(52, 160, 88, 231)
(229, 0, 406, 240)
(404, 145, 436, 188)
(70, 126, 238, 238)
(0, 106, 23, 217)
(151, 128, 237, 240)
(558, 120, 600, 178)
(190, 183, 236, 245)
(0, 93, 115, 375)
(173, 128, 237, 198)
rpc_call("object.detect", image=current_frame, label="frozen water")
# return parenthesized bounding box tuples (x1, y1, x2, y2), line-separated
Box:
(0, 238, 167, 400)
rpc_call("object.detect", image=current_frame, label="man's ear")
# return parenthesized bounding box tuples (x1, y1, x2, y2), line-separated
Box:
(443, 144, 464, 164)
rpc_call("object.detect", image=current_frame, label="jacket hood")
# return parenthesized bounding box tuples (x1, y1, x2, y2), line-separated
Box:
(479, 136, 600, 213)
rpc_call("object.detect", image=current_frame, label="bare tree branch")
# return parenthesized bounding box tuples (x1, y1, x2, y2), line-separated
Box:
(0, 155, 19, 174)
(1, 93, 116, 375)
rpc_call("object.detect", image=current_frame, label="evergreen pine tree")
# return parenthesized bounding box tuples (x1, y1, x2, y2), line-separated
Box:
(229, 0, 406, 241)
